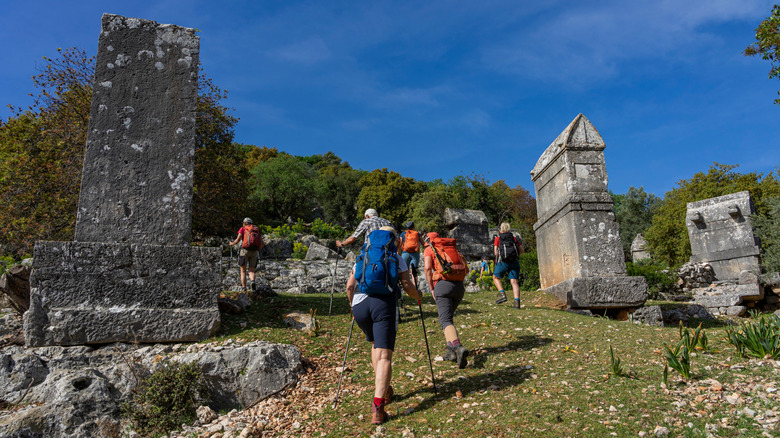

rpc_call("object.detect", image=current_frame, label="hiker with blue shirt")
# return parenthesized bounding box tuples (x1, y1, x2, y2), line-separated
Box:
(345, 226, 422, 424)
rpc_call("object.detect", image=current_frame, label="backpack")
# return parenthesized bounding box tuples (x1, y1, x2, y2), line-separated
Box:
(498, 232, 519, 262)
(242, 225, 264, 250)
(429, 237, 468, 282)
(402, 230, 420, 252)
(354, 229, 399, 295)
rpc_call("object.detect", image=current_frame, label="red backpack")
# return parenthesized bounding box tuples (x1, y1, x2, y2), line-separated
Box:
(403, 230, 421, 252)
(429, 236, 468, 282)
(242, 225, 264, 250)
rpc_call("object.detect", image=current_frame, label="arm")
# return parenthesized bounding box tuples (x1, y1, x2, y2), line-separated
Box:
(398, 270, 422, 302)
(337, 235, 358, 248)
(229, 230, 241, 246)
(424, 254, 435, 299)
(345, 268, 357, 308)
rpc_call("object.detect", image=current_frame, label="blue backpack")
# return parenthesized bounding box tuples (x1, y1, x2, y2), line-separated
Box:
(354, 229, 399, 295)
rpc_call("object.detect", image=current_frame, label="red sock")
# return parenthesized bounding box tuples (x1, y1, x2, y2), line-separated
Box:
(374, 397, 384, 406)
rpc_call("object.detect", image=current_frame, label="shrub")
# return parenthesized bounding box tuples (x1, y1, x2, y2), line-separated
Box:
(626, 259, 678, 299)
(310, 218, 346, 240)
(753, 195, 780, 275)
(725, 314, 780, 359)
(0, 255, 18, 277)
(122, 360, 209, 438)
(292, 242, 308, 259)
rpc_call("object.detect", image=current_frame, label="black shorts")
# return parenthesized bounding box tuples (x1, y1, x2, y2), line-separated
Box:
(352, 294, 398, 350)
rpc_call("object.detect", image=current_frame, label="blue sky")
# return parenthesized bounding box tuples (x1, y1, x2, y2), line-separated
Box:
(1, 0, 778, 198)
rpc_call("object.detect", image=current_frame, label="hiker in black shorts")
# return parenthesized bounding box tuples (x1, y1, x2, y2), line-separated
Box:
(345, 226, 422, 424)
(229, 218, 264, 291)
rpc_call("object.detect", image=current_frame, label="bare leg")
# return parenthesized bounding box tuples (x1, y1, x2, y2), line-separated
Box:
(493, 276, 503, 291)
(510, 278, 520, 300)
(373, 348, 393, 399)
(239, 266, 247, 289)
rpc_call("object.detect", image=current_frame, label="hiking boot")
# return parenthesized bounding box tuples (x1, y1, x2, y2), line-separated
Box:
(456, 345, 469, 369)
(384, 385, 394, 403)
(513, 300, 520, 309)
(443, 346, 457, 362)
(371, 400, 388, 424)
(251, 281, 256, 292)
(495, 291, 507, 304)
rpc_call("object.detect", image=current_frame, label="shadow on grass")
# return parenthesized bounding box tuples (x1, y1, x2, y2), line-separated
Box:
(390, 335, 550, 416)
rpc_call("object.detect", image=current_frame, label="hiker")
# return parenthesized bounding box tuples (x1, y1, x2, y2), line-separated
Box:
(479, 256, 493, 290)
(398, 221, 421, 287)
(493, 222, 524, 308)
(423, 232, 470, 368)
(336, 208, 393, 248)
(345, 226, 423, 424)
(229, 218, 265, 291)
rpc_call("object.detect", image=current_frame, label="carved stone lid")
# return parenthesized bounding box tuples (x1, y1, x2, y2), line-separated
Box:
(530, 113, 605, 180)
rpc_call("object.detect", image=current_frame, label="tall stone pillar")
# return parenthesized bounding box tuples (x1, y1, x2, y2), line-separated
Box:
(530, 114, 647, 309)
(24, 14, 221, 346)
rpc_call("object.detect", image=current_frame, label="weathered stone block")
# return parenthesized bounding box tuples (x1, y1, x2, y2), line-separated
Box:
(75, 14, 199, 246)
(631, 234, 650, 262)
(24, 242, 220, 346)
(545, 276, 648, 309)
(686, 191, 760, 281)
(305, 242, 339, 260)
(444, 208, 492, 260)
(531, 114, 647, 309)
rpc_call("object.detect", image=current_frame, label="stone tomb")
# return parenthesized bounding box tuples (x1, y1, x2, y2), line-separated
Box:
(444, 208, 492, 259)
(24, 14, 221, 346)
(686, 191, 763, 315)
(631, 234, 650, 262)
(530, 114, 647, 309)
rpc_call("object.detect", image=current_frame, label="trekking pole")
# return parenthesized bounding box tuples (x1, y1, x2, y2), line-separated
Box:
(333, 317, 355, 409)
(328, 248, 341, 316)
(416, 296, 438, 396)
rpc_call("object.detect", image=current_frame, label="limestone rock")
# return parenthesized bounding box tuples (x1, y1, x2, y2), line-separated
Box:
(0, 264, 31, 313)
(631, 305, 664, 327)
(261, 238, 292, 259)
(197, 405, 217, 425)
(305, 242, 339, 261)
(284, 311, 318, 332)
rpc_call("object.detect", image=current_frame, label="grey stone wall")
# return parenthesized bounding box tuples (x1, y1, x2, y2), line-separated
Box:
(530, 114, 647, 309)
(444, 208, 492, 260)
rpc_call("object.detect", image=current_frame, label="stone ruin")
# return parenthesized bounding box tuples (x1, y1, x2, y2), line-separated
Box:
(631, 234, 650, 262)
(24, 14, 221, 346)
(685, 191, 764, 316)
(444, 208, 493, 259)
(530, 114, 647, 310)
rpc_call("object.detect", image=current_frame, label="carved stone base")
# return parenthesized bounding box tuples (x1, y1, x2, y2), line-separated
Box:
(545, 276, 648, 309)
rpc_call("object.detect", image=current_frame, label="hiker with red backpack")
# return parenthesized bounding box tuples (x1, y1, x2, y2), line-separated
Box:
(398, 221, 421, 287)
(229, 218, 265, 292)
(493, 222, 524, 308)
(423, 232, 470, 369)
(344, 226, 422, 424)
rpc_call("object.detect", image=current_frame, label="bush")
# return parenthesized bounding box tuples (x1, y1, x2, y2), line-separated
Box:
(0, 255, 18, 277)
(257, 219, 346, 243)
(626, 259, 678, 299)
(753, 195, 780, 275)
(122, 360, 209, 438)
(496, 252, 540, 291)
(725, 314, 780, 359)
(292, 242, 308, 259)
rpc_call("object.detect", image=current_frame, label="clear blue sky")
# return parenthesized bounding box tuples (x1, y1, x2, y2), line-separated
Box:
(1, 1, 778, 198)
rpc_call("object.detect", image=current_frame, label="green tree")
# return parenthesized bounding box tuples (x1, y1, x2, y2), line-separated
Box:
(744, 4, 780, 105)
(312, 152, 365, 227)
(250, 153, 318, 223)
(753, 195, 780, 274)
(0, 47, 93, 256)
(191, 75, 244, 239)
(356, 168, 426, 226)
(409, 181, 456, 234)
(613, 186, 661, 259)
(645, 163, 780, 267)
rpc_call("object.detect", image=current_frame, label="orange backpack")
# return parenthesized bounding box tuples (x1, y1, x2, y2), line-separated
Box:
(429, 237, 468, 282)
(403, 230, 420, 252)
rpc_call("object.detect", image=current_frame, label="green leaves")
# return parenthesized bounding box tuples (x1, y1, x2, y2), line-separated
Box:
(744, 4, 780, 104)
(725, 314, 780, 359)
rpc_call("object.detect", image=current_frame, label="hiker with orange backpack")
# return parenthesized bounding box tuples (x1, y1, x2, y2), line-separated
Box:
(398, 221, 421, 288)
(493, 222, 524, 308)
(423, 232, 470, 368)
(229, 218, 265, 291)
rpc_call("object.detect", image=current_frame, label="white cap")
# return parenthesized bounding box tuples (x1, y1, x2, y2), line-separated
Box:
(364, 208, 378, 217)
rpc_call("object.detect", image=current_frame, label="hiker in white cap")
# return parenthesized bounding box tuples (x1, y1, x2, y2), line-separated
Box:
(336, 209, 393, 248)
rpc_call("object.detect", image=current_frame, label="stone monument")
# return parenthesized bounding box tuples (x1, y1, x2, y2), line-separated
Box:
(631, 234, 650, 262)
(24, 14, 221, 346)
(686, 191, 763, 315)
(530, 114, 647, 309)
(444, 208, 492, 259)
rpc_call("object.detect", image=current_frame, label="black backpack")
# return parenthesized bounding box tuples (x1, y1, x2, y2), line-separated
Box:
(498, 232, 520, 262)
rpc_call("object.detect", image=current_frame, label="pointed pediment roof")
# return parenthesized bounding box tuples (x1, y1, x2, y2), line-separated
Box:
(530, 114, 605, 180)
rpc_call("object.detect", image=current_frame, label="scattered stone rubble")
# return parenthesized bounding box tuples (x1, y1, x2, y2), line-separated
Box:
(677, 262, 716, 291)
